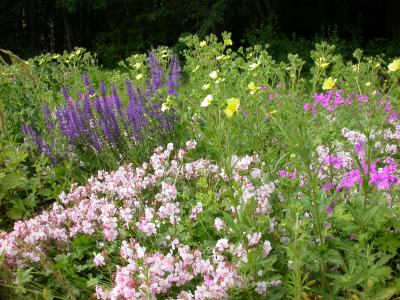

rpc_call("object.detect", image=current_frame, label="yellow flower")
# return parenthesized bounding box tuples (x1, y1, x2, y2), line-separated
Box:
(322, 77, 336, 90)
(224, 98, 240, 118)
(135, 74, 143, 80)
(201, 94, 213, 107)
(290, 153, 296, 158)
(365, 82, 371, 86)
(247, 82, 260, 95)
(200, 40, 207, 48)
(133, 62, 142, 69)
(201, 84, 210, 90)
(388, 59, 400, 72)
(209, 71, 218, 80)
(224, 38, 233, 46)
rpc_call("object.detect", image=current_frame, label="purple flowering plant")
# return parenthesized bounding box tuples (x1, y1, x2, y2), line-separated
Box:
(22, 51, 182, 170)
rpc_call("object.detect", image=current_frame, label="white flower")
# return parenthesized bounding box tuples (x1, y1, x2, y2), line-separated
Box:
(135, 73, 143, 80)
(201, 94, 213, 107)
(161, 103, 170, 112)
(93, 253, 105, 266)
(209, 71, 218, 80)
(136, 245, 146, 258)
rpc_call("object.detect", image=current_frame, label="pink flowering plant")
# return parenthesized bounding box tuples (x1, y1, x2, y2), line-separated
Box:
(0, 141, 282, 299)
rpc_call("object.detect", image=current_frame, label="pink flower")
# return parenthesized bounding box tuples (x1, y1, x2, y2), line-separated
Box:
(263, 241, 272, 257)
(215, 239, 229, 252)
(214, 218, 224, 231)
(247, 232, 261, 246)
(255, 281, 268, 295)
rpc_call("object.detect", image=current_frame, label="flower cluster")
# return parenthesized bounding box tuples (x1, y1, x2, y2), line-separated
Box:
(314, 126, 399, 192)
(0, 141, 278, 299)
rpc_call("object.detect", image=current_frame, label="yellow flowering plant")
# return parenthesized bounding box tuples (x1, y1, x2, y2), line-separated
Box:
(224, 98, 240, 118)
(322, 77, 336, 90)
(388, 59, 400, 72)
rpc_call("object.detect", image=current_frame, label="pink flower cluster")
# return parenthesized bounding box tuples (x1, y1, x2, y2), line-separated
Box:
(304, 90, 352, 113)
(304, 90, 400, 122)
(314, 127, 399, 192)
(96, 240, 241, 300)
(0, 140, 278, 299)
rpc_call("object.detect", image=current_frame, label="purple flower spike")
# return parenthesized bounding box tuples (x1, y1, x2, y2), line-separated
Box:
(147, 51, 164, 96)
(99, 81, 107, 97)
(167, 56, 181, 97)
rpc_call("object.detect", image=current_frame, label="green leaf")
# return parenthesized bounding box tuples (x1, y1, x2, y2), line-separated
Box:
(0, 173, 26, 190)
(6, 207, 23, 220)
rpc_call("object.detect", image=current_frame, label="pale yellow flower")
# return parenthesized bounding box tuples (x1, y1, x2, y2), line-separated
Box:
(224, 98, 240, 118)
(247, 82, 260, 95)
(224, 38, 233, 46)
(200, 40, 207, 48)
(209, 71, 218, 80)
(322, 77, 336, 90)
(365, 82, 371, 86)
(135, 74, 143, 80)
(315, 57, 329, 69)
(192, 65, 200, 73)
(201, 94, 213, 107)
(249, 61, 261, 71)
(133, 62, 142, 69)
(161, 95, 172, 112)
(216, 54, 230, 61)
(388, 59, 400, 72)
(201, 84, 210, 90)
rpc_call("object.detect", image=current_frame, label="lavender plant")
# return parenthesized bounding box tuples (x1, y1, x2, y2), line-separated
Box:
(22, 52, 182, 171)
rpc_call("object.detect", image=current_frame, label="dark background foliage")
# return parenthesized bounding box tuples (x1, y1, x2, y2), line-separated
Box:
(0, 0, 399, 66)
